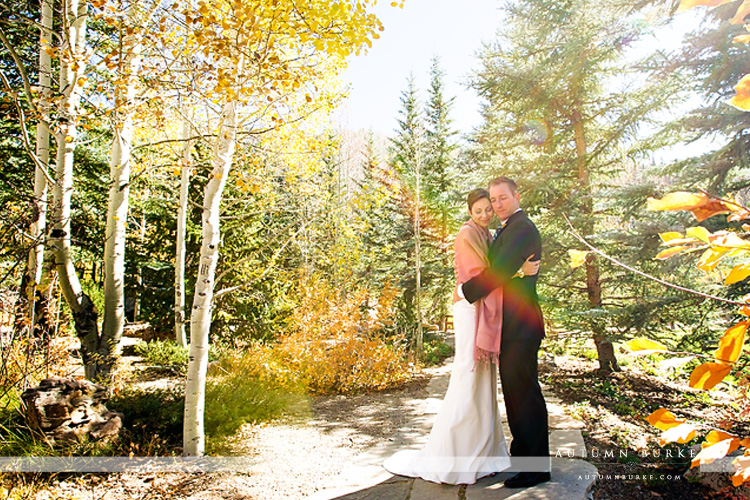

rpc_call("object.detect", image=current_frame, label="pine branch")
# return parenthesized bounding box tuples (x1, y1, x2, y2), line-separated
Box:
(564, 213, 746, 307)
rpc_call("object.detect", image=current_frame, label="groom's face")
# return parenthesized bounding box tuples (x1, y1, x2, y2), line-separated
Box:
(489, 182, 520, 221)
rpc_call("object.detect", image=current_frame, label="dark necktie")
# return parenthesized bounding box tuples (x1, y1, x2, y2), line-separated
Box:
(494, 223, 505, 240)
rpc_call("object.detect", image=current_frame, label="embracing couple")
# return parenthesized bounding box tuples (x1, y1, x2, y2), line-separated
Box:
(384, 176, 551, 489)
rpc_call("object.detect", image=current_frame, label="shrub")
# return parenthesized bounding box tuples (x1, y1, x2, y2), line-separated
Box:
(276, 274, 411, 394)
(421, 333, 454, 366)
(204, 345, 307, 439)
(133, 339, 218, 376)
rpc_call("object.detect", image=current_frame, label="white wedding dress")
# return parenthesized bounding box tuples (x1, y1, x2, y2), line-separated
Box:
(383, 299, 511, 484)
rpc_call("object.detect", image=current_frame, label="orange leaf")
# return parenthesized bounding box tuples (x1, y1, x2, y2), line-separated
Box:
(647, 192, 733, 222)
(730, 74, 750, 110)
(734, 34, 750, 44)
(659, 423, 698, 445)
(625, 338, 669, 353)
(692, 438, 739, 468)
(655, 246, 686, 260)
(731, 1, 750, 24)
(741, 438, 750, 448)
(646, 408, 685, 430)
(715, 321, 748, 363)
(704, 430, 741, 448)
(732, 456, 750, 486)
(677, 0, 733, 10)
(740, 306, 750, 316)
(726, 263, 750, 285)
(689, 362, 733, 390)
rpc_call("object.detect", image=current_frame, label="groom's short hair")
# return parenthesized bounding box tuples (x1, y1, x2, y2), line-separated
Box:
(489, 176, 518, 194)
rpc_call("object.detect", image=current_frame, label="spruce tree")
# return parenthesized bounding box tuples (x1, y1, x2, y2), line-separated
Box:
(471, 0, 684, 372)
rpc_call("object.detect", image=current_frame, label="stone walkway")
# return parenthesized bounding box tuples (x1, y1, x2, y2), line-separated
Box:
(307, 360, 598, 500)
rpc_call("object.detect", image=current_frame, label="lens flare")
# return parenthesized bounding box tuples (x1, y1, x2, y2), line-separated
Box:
(522, 119, 550, 146)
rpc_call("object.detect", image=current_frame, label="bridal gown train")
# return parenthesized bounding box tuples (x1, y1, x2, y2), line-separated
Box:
(383, 299, 511, 485)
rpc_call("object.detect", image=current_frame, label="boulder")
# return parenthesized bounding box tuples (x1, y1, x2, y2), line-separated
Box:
(21, 377, 123, 446)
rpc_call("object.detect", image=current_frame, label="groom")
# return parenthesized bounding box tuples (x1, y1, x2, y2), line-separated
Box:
(458, 176, 550, 488)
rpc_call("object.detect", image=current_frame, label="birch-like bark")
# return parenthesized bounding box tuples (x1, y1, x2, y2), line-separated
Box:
(26, 0, 53, 331)
(99, 2, 148, 381)
(183, 100, 236, 456)
(175, 113, 192, 348)
(48, 0, 100, 378)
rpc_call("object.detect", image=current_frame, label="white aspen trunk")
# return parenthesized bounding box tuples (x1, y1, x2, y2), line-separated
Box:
(26, 0, 53, 328)
(183, 100, 236, 456)
(100, 3, 145, 380)
(175, 114, 192, 348)
(49, 0, 99, 378)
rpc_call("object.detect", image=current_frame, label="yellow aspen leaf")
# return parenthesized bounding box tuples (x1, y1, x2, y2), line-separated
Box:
(658, 232, 689, 245)
(568, 249, 589, 268)
(647, 192, 733, 221)
(655, 246, 686, 260)
(732, 456, 750, 486)
(689, 362, 733, 390)
(697, 247, 729, 271)
(714, 320, 748, 363)
(730, 74, 750, 110)
(659, 423, 698, 445)
(726, 263, 750, 285)
(692, 438, 739, 468)
(686, 226, 711, 242)
(677, 0, 733, 11)
(646, 408, 685, 430)
(735, 34, 750, 43)
(625, 338, 669, 353)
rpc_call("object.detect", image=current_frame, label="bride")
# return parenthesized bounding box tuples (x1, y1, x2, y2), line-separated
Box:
(383, 188, 539, 485)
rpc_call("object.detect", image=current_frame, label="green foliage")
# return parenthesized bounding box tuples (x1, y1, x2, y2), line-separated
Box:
(133, 339, 218, 376)
(420, 333, 454, 366)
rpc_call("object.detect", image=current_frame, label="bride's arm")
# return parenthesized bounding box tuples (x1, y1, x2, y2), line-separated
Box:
(514, 254, 540, 278)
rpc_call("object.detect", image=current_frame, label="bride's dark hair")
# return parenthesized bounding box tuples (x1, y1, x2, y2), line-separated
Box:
(467, 188, 490, 210)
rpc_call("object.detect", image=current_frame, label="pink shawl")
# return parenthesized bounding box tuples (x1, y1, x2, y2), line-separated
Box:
(454, 219, 503, 364)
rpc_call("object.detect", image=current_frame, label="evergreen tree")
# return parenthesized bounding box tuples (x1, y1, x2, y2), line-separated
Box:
(471, 0, 684, 372)
(423, 56, 459, 331)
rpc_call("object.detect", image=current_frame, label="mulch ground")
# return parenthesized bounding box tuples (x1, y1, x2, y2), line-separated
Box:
(541, 355, 749, 500)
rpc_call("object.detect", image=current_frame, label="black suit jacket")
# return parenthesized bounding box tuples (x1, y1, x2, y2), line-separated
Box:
(462, 210, 545, 341)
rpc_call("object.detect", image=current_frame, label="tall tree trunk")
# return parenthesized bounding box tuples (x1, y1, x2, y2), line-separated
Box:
(414, 129, 423, 361)
(100, 4, 145, 381)
(49, 0, 99, 379)
(573, 111, 619, 373)
(22, 0, 54, 341)
(183, 100, 236, 456)
(175, 114, 192, 348)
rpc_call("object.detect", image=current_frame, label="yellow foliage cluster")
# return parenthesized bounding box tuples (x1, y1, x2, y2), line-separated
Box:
(275, 275, 410, 394)
(628, 191, 750, 485)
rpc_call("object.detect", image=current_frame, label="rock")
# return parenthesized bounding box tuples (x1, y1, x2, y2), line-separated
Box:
(684, 450, 750, 497)
(21, 377, 123, 446)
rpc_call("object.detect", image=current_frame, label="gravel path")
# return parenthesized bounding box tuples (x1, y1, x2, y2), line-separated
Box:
(26, 368, 435, 500)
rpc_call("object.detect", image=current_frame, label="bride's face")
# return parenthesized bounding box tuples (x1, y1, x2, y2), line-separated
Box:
(469, 197, 493, 229)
